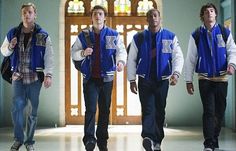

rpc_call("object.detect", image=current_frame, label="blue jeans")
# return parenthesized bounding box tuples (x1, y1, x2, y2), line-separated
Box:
(138, 77, 169, 144)
(199, 80, 227, 148)
(82, 78, 113, 147)
(11, 80, 42, 145)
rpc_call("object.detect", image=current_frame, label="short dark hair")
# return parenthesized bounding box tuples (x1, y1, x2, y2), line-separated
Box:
(90, 5, 107, 17)
(146, 8, 160, 18)
(200, 3, 217, 22)
(21, 2, 37, 13)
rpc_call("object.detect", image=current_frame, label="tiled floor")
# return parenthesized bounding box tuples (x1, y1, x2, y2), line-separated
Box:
(0, 125, 236, 151)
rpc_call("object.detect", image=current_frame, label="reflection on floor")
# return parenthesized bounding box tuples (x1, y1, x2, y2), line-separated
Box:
(0, 125, 236, 151)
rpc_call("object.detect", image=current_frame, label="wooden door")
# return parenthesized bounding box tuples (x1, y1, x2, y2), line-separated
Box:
(65, 0, 157, 125)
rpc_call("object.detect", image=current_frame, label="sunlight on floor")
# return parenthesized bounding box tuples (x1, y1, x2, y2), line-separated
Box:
(36, 125, 201, 135)
(1, 126, 236, 151)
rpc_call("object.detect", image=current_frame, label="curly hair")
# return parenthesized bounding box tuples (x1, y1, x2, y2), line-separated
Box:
(200, 3, 218, 22)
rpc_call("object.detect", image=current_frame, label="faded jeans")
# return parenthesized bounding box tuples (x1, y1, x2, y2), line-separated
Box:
(11, 79, 42, 145)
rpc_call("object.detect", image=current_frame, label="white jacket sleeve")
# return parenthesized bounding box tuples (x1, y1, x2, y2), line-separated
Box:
(0, 37, 14, 57)
(184, 35, 198, 82)
(172, 36, 184, 76)
(116, 34, 127, 65)
(44, 36, 54, 76)
(71, 36, 85, 61)
(127, 39, 139, 81)
(226, 33, 236, 68)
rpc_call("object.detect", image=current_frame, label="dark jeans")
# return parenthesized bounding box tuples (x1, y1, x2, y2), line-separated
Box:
(138, 77, 169, 144)
(199, 80, 228, 148)
(82, 78, 113, 147)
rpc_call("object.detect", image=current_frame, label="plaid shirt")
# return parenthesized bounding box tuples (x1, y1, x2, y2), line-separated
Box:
(12, 30, 38, 84)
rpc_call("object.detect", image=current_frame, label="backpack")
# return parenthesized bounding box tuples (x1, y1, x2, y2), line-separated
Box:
(1, 24, 22, 84)
(72, 28, 93, 71)
(193, 24, 228, 49)
(1, 56, 12, 84)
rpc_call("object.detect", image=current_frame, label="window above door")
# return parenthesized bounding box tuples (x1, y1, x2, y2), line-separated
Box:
(65, 0, 157, 16)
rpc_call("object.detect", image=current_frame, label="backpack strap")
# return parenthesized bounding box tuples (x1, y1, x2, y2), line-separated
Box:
(218, 24, 228, 44)
(137, 31, 144, 46)
(192, 27, 201, 49)
(82, 28, 93, 48)
(73, 28, 93, 71)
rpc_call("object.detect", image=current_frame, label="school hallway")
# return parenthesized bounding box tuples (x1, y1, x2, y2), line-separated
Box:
(1, 2, 236, 151)
(0, 125, 235, 151)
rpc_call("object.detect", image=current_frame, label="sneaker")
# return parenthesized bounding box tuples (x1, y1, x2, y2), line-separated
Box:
(142, 137, 153, 151)
(98, 146, 108, 151)
(10, 141, 22, 151)
(85, 139, 96, 151)
(153, 143, 161, 151)
(25, 144, 35, 151)
(203, 148, 213, 151)
(97, 140, 108, 151)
